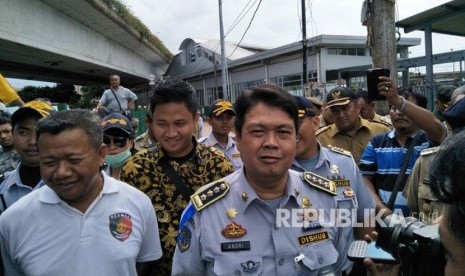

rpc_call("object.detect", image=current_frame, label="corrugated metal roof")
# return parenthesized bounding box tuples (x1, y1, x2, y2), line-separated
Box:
(396, 0, 465, 36)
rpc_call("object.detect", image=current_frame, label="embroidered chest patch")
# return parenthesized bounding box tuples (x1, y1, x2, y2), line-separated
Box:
(109, 212, 133, 242)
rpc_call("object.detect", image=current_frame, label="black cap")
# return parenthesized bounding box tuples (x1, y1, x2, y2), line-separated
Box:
(325, 87, 357, 109)
(209, 99, 236, 117)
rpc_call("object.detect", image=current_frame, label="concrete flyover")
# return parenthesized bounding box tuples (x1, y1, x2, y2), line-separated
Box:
(0, 0, 171, 86)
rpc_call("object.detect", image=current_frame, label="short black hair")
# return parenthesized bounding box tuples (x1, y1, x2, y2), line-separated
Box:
(397, 87, 427, 109)
(0, 112, 12, 126)
(36, 109, 103, 149)
(149, 78, 198, 118)
(234, 83, 299, 136)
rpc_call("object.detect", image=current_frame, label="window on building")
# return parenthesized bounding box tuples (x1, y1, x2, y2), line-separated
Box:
(328, 48, 337, 55)
(189, 52, 196, 63)
(337, 48, 347, 55)
(356, 48, 365, 56)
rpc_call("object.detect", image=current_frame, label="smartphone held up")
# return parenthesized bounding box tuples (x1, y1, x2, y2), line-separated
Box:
(367, 68, 391, 102)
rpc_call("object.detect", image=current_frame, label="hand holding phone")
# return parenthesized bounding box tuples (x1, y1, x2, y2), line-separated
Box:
(347, 240, 398, 264)
(367, 68, 391, 101)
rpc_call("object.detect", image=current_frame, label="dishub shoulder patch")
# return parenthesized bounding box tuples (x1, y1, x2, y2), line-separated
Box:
(315, 125, 331, 136)
(191, 179, 229, 211)
(328, 145, 352, 157)
(302, 171, 337, 196)
(420, 146, 440, 156)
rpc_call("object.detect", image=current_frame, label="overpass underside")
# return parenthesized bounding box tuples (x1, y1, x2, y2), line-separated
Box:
(0, 0, 170, 86)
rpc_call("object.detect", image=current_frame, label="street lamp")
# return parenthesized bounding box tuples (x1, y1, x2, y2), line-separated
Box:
(147, 74, 156, 105)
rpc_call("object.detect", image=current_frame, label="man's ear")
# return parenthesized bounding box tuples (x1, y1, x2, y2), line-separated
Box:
(99, 143, 108, 167)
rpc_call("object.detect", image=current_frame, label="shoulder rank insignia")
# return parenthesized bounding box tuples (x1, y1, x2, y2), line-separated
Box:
(191, 179, 229, 211)
(197, 136, 207, 144)
(302, 171, 337, 196)
(328, 145, 352, 157)
(420, 146, 440, 156)
(315, 125, 331, 136)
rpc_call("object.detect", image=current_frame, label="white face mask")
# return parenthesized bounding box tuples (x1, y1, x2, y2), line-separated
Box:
(104, 148, 131, 168)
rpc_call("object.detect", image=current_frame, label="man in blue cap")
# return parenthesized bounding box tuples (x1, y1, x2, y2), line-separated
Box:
(292, 95, 375, 275)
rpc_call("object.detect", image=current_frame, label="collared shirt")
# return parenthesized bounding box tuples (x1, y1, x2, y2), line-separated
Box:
(316, 117, 391, 164)
(292, 143, 376, 271)
(172, 169, 345, 275)
(0, 172, 162, 276)
(0, 163, 45, 212)
(198, 133, 243, 170)
(120, 139, 234, 275)
(0, 151, 20, 175)
(359, 130, 432, 215)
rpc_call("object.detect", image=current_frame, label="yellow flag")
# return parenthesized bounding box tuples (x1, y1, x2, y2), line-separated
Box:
(0, 74, 20, 104)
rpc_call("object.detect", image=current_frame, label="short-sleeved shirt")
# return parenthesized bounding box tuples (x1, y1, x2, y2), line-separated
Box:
(99, 86, 137, 112)
(120, 139, 234, 275)
(359, 130, 432, 215)
(0, 151, 20, 175)
(0, 163, 45, 212)
(0, 172, 162, 276)
(316, 117, 391, 164)
(292, 144, 376, 271)
(172, 169, 345, 275)
(198, 133, 243, 170)
(403, 147, 444, 224)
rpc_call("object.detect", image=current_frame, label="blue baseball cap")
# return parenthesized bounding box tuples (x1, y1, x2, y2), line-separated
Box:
(101, 113, 133, 136)
(293, 96, 316, 118)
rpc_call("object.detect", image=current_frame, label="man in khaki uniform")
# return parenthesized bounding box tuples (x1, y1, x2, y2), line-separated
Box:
(357, 89, 392, 129)
(316, 87, 391, 164)
(404, 86, 465, 224)
(133, 109, 157, 152)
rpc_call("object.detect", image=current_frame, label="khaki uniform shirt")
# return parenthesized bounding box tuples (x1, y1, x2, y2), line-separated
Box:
(120, 140, 234, 275)
(316, 117, 391, 164)
(403, 147, 443, 224)
(372, 113, 392, 129)
(133, 131, 156, 152)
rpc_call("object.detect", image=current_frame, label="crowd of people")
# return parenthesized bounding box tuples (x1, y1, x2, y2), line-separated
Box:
(0, 72, 463, 276)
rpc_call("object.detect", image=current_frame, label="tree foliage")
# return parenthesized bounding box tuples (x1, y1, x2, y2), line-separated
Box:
(101, 0, 173, 60)
(18, 84, 81, 108)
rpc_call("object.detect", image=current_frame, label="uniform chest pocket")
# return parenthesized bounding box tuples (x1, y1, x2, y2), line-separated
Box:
(336, 197, 357, 211)
(418, 183, 438, 201)
(299, 240, 338, 272)
(213, 255, 263, 276)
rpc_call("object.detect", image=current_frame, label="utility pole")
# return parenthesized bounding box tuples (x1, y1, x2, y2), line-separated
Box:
(365, 0, 396, 114)
(207, 53, 219, 99)
(301, 0, 308, 91)
(369, 0, 397, 82)
(218, 0, 229, 100)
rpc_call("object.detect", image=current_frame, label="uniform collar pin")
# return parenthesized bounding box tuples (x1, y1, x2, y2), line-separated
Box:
(241, 192, 248, 201)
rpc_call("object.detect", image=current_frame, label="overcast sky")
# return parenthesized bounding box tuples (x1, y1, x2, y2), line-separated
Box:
(8, 0, 464, 88)
(121, 0, 464, 56)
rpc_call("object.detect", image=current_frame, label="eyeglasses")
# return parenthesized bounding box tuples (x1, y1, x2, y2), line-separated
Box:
(103, 135, 128, 148)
